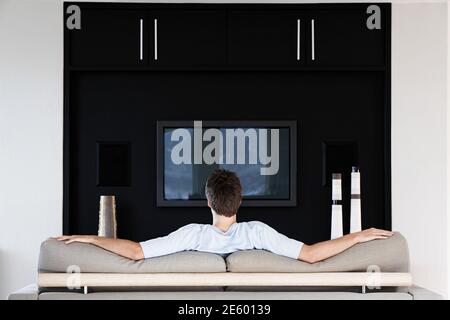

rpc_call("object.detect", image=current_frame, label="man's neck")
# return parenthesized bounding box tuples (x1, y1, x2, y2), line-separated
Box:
(212, 213, 237, 232)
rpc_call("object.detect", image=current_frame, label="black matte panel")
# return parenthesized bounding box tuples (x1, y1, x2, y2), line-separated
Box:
(70, 9, 146, 66)
(69, 71, 385, 244)
(150, 10, 227, 66)
(228, 11, 304, 66)
(97, 142, 130, 186)
(322, 142, 358, 187)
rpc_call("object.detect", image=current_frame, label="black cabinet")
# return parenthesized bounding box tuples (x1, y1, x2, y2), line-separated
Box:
(69, 9, 147, 67)
(306, 10, 386, 67)
(227, 11, 305, 66)
(68, 6, 388, 69)
(149, 10, 226, 67)
(227, 8, 386, 68)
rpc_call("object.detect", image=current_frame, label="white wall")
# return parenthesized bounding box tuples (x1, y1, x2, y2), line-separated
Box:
(0, 0, 448, 299)
(0, 0, 63, 299)
(448, 2, 450, 299)
(392, 2, 448, 298)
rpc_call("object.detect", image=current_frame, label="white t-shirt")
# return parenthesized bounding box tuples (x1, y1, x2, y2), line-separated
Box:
(139, 221, 303, 260)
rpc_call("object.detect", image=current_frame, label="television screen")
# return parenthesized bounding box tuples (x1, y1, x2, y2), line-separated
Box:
(157, 121, 297, 207)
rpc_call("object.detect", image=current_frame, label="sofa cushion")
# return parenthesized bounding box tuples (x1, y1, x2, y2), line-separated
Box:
(39, 238, 226, 273)
(226, 232, 409, 273)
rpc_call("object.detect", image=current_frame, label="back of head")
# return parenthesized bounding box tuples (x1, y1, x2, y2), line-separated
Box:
(205, 169, 242, 217)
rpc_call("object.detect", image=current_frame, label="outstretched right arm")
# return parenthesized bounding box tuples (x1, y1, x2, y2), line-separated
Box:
(298, 228, 393, 263)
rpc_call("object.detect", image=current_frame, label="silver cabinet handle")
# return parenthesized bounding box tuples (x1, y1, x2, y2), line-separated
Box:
(154, 18, 158, 61)
(311, 19, 315, 61)
(139, 19, 143, 61)
(297, 19, 301, 61)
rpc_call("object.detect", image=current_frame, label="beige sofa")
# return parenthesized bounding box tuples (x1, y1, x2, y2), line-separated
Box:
(8, 233, 442, 300)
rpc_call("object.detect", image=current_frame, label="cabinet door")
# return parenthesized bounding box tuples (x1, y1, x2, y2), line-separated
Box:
(149, 10, 226, 67)
(227, 11, 305, 66)
(69, 9, 146, 67)
(307, 10, 386, 67)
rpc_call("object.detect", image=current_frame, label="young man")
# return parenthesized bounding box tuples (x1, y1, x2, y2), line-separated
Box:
(57, 169, 393, 263)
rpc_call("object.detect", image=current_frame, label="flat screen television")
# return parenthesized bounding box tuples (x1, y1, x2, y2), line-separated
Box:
(156, 120, 297, 207)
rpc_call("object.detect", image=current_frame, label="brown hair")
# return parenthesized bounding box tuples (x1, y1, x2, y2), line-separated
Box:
(205, 169, 242, 217)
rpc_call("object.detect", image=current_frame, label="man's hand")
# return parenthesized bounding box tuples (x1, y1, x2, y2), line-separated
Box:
(55, 235, 98, 245)
(353, 228, 394, 244)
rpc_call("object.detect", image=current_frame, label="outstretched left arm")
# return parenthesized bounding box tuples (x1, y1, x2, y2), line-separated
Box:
(298, 228, 393, 263)
(56, 236, 144, 260)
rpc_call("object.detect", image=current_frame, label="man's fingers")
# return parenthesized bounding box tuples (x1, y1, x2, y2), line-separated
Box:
(376, 230, 394, 236)
(55, 235, 83, 241)
(55, 236, 72, 241)
(371, 229, 394, 236)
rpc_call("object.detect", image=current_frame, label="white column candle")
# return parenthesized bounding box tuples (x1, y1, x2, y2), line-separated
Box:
(350, 167, 362, 233)
(331, 173, 343, 239)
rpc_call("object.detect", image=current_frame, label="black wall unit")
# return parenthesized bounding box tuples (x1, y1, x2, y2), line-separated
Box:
(64, 2, 391, 245)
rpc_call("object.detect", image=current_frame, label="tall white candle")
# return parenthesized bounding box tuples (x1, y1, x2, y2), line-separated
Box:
(331, 173, 343, 239)
(331, 203, 343, 239)
(332, 173, 342, 201)
(350, 167, 362, 233)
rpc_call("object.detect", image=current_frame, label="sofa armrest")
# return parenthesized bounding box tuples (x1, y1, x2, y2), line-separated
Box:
(7, 284, 39, 300)
(407, 285, 443, 300)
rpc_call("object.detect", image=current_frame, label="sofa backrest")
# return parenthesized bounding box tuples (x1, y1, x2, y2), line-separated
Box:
(38, 238, 226, 273)
(38, 232, 409, 274)
(227, 232, 410, 272)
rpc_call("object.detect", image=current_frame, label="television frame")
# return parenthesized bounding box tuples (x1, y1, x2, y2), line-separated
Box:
(156, 120, 297, 207)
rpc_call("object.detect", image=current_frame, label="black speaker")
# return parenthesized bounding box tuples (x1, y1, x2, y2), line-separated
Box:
(97, 142, 131, 186)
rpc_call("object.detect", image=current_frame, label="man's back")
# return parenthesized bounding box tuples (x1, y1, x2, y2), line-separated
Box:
(139, 221, 303, 259)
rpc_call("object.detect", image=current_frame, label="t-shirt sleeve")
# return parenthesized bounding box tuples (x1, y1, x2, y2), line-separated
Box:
(252, 222, 304, 259)
(139, 224, 201, 259)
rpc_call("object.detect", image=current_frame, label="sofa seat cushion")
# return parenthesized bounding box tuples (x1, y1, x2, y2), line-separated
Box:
(37, 291, 413, 300)
(39, 238, 226, 273)
(226, 232, 409, 273)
